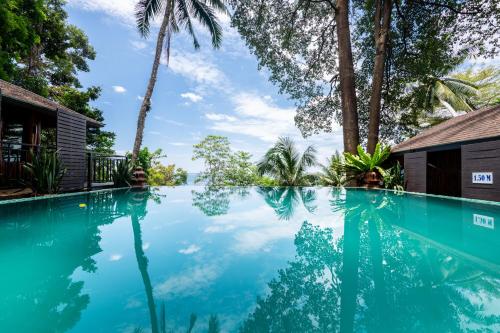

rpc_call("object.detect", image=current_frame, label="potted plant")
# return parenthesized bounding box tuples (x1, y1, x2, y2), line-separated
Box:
(343, 143, 391, 188)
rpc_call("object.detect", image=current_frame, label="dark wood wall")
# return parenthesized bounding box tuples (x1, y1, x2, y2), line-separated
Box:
(57, 109, 87, 191)
(404, 151, 427, 193)
(462, 141, 500, 202)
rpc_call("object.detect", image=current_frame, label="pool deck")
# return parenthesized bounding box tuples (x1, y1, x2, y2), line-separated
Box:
(0, 187, 33, 200)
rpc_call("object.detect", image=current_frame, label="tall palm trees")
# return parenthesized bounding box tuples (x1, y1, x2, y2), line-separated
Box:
(132, 0, 228, 162)
(257, 137, 317, 186)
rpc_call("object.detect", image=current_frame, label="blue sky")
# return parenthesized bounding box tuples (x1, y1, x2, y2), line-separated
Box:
(66, 0, 344, 172)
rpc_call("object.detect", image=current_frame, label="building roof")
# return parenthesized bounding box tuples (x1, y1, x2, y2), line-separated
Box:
(0, 79, 101, 127)
(392, 105, 500, 153)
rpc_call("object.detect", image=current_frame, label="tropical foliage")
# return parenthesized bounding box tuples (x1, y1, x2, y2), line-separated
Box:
(257, 137, 317, 186)
(149, 164, 188, 186)
(383, 161, 404, 191)
(231, 0, 500, 150)
(0, 0, 115, 152)
(126, 147, 187, 186)
(319, 152, 346, 187)
(452, 66, 500, 108)
(193, 135, 262, 186)
(112, 159, 133, 188)
(343, 143, 390, 177)
(23, 148, 66, 194)
(132, 0, 228, 161)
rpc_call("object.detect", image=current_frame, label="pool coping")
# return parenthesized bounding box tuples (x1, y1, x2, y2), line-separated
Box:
(0, 185, 499, 207)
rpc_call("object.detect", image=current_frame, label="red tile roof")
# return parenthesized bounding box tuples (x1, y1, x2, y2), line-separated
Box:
(392, 105, 500, 153)
(0, 79, 101, 127)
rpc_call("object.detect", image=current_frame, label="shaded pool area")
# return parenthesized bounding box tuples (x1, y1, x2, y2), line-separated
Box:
(0, 187, 499, 332)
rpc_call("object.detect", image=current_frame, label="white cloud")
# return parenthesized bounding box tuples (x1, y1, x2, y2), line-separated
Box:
(178, 244, 201, 254)
(166, 52, 226, 87)
(169, 142, 188, 146)
(205, 113, 237, 122)
(209, 93, 296, 143)
(153, 115, 184, 126)
(109, 254, 123, 261)
(112, 85, 127, 93)
(181, 92, 203, 103)
(130, 40, 148, 50)
(155, 263, 220, 299)
(67, 0, 136, 26)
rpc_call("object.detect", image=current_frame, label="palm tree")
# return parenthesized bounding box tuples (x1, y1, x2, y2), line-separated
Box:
(320, 151, 346, 187)
(132, 0, 228, 162)
(418, 75, 479, 117)
(257, 137, 317, 186)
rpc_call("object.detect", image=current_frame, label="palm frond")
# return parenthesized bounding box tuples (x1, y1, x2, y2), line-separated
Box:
(176, 0, 201, 49)
(136, 0, 164, 37)
(189, 0, 223, 48)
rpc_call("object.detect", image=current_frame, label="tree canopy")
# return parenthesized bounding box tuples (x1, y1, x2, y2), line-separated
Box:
(0, 0, 115, 152)
(230, 0, 500, 145)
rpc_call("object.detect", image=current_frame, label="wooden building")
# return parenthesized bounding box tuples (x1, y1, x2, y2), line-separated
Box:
(0, 79, 101, 192)
(392, 105, 500, 202)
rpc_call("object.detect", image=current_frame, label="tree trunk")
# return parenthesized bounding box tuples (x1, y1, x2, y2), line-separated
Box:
(132, 3, 172, 163)
(132, 214, 159, 333)
(335, 0, 360, 155)
(366, 0, 392, 154)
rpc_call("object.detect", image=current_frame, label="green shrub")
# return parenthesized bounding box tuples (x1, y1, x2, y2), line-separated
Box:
(383, 161, 404, 191)
(112, 159, 133, 187)
(23, 149, 66, 194)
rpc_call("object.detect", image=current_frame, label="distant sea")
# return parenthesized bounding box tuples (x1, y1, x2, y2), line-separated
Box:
(186, 173, 200, 185)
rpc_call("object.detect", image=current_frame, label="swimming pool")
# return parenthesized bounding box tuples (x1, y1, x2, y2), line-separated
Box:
(0, 187, 499, 332)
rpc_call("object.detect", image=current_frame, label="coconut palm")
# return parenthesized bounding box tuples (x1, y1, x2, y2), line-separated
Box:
(257, 137, 317, 186)
(132, 0, 228, 162)
(320, 151, 346, 187)
(419, 75, 479, 117)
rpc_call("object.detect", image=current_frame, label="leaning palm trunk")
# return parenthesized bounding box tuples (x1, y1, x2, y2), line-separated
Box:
(132, 1, 172, 163)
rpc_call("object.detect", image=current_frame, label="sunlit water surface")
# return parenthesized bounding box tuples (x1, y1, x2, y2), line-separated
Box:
(0, 187, 499, 332)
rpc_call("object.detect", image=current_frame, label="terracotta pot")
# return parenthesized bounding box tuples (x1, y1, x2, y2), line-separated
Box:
(363, 171, 381, 188)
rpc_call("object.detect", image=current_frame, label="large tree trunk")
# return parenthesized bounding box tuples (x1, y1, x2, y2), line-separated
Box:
(132, 4, 172, 163)
(366, 0, 392, 154)
(335, 0, 360, 155)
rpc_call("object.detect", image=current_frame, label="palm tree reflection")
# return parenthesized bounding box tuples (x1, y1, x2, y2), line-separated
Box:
(258, 187, 317, 220)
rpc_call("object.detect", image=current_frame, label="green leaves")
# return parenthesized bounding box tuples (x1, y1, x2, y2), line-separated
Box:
(112, 159, 133, 187)
(23, 148, 66, 194)
(135, 0, 228, 51)
(343, 143, 390, 174)
(257, 136, 317, 186)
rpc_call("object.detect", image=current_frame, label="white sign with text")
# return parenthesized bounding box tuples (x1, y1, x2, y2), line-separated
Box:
(473, 214, 495, 229)
(472, 172, 493, 184)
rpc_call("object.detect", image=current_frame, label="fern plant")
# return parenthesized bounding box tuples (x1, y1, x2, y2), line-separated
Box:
(343, 143, 391, 178)
(23, 149, 66, 194)
(112, 159, 133, 187)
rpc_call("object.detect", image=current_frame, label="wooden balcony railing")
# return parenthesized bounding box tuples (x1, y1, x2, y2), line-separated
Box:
(86, 152, 127, 190)
(0, 142, 56, 187)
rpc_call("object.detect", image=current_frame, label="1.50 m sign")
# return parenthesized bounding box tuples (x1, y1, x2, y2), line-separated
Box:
(472, 172, 493, 184)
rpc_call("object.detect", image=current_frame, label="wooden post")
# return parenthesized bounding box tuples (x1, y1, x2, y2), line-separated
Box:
(0, 88, 3, 176)
(87, 152, 92, 191)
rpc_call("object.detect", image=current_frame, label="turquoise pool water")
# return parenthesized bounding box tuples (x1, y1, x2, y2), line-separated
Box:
(0, 187, 499, 332)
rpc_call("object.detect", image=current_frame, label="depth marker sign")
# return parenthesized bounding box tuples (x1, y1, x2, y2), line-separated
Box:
(472, 172, 493, 184)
